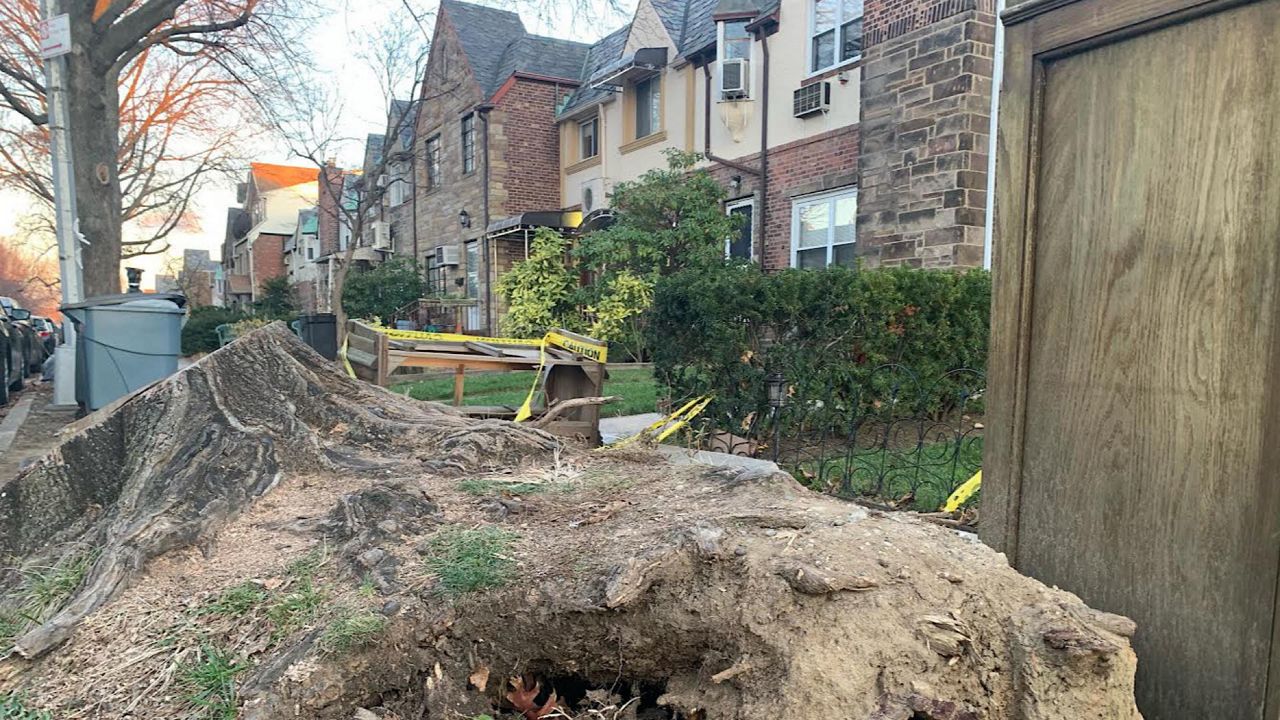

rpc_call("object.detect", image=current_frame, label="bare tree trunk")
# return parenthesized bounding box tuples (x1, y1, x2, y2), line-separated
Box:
(67, 17, 124, 297)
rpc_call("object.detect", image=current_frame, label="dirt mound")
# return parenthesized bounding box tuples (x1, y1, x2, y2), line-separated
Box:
(0, 324, 1142, 719)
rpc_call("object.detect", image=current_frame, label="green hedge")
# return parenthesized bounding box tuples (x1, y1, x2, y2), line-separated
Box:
(181, 305, 248, 355)
(648, 265, 990, 418)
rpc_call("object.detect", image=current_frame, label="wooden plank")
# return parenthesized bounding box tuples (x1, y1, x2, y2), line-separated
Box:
(1002, 4, 1280, 717)
(348, 333, 377, 357)
(979, 20, 1037, 556)
(1022, 0, 1253, 54)
(346, 348, 376, 368)
(452, 365, 465, 407)
(464, 341, 506, 357)
(375, 331, 389, 387)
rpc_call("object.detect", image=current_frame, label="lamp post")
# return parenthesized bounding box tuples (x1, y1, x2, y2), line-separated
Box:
(458, 209, 471, 229)
(766, 371, 786, 463)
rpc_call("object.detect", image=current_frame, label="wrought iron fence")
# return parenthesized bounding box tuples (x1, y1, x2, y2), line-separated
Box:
(668, 364, 985, 513)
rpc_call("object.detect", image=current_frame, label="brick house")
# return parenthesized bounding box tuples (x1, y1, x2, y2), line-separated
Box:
(312, 164, 359, 313)
(219, 163, 319, 308)
(411, 0, 589, 334)
(558, 0, 995, 271)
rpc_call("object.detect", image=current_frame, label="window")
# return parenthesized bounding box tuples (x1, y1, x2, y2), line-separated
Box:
(461, 114, 476, 174)
(426, 135, 441, 188)
(306, 246, 314, 260)
(791, 188, 857, 268)
(634, 75, 661, 138)
(579, 117, 599, 160)
(726, 199, 754, 260)
(810, 0, 863, 73)
(465, 240, 479, 299)
(718, 20, 752, 99)
(388, 163, 408, 206)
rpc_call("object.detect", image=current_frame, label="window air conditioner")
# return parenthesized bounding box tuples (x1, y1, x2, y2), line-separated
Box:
(793, 82, 832, 118)
(720, 58, 749, 99)
(435, 245, 461, 266)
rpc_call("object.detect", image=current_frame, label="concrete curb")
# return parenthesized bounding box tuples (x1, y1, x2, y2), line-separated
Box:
(0, 395, 35, 455)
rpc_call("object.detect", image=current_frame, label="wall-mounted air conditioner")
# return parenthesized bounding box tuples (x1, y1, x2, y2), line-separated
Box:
(580, 177, 608, 214)
(371, 222, 391, 250)
(435, 245, 461, 266)
(720, 58, 750, 100)
(793, 82, 831, 118)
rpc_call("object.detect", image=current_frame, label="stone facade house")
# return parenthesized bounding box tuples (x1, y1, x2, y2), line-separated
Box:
(219, 163, 319, 307)
(411, 0, 590, 334)
(367, 100, 420, 261)
(558, 0, 995, 271)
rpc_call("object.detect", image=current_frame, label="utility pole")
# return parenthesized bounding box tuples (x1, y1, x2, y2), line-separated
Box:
(39, 0, 83, 407)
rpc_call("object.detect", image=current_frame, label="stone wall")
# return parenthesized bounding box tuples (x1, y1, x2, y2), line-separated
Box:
(857, 0, 996, 268)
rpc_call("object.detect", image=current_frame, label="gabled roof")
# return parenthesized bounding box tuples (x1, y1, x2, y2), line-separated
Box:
(558, 25, 630, 117)
(363, 134, 386, 172)
(386, 99, 418, 153)
(250, 163, 318, 192)
(441, 0, 590, 98)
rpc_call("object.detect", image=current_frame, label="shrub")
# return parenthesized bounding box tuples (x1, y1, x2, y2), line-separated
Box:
(342, 259, 426, 324)
(649, 264, 990, 418)
(182, 306, 248, 355)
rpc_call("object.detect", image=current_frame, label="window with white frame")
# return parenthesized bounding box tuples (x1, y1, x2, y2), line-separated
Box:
(634, 75, 661, 138)
(388, 162, 408, 206)
(726, 199, 754, 260)
(579, 116, 599, 160)
(810, 0, 863, 74)
(718, 20, 752, 100)
(791, 188, 857, 268)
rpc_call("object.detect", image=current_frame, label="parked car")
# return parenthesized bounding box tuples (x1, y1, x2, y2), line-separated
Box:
(31, 316, 57, 355)
(0, 296, 43, 375)
(0, 312, 23, 404)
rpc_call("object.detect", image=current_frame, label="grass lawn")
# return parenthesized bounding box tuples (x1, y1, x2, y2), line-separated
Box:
(390, 367, 659, 418)
(797, 436, 983, 512)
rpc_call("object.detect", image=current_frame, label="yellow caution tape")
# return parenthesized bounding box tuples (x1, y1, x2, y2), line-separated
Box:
(607, 395, 713, 448)
(943, 470, 982, 512)
(361, 321, 608, 423)
(339, 337, 357, 379)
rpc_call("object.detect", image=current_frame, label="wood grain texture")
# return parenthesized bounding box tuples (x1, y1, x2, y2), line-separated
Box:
(980, 22, 1038, 555)
(994, 2, 1280, 718)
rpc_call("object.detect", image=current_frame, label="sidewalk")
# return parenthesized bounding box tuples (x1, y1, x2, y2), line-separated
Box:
(0, 383, 78, 486)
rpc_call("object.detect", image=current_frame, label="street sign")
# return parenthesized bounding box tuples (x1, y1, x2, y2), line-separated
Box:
(39, 13, 71, 60)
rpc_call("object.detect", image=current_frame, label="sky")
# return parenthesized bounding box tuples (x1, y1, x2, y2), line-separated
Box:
(0, 0, 634, 288)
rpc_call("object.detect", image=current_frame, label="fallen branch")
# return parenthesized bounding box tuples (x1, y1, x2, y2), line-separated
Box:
(529, 396, 619, 429)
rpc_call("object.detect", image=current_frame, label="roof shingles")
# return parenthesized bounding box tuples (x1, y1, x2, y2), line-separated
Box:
(442, 0, 589, 99)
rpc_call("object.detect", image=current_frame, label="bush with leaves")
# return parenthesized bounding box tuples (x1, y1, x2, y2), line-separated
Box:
(181, 305, 249, 356)
(495, 229, 579, 338)
(649, 264, 991, 418)
(342, 259, 427, 325)
(498, 151, 740, 359)
(252, 276, 297, 320)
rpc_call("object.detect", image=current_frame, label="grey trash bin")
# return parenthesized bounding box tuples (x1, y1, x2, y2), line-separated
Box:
(61, 293, 187, 411)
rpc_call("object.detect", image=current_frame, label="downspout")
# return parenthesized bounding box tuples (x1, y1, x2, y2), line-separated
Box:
(982, 0, 1006, 269)
(478, 103, 495, 334)
(758, 32, 770, 268)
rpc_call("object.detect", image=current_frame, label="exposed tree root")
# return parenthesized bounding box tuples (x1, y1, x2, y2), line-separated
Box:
(0, 324, 1143, 719)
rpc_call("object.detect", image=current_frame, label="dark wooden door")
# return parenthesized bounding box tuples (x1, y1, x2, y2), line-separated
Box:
(985, 1, 1280, 718)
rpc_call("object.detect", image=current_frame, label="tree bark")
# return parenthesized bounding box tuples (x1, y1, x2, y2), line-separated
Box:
(67, 9, 125, 297)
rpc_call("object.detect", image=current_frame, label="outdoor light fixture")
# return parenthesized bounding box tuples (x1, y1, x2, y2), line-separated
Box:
(766, 371, 787, 408)
(458, 209, 471, 228)
(125, 267, 143, 293)
(730, 175, 743, 193)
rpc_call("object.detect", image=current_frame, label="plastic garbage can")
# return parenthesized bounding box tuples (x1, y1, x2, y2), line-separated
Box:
(299, 313, 337, 360)
(61, 293, 187, 411)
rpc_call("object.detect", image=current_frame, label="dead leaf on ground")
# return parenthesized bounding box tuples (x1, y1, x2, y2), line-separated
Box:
(469, 664, 490, 691)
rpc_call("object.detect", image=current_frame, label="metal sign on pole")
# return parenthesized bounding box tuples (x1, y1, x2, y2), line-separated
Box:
(41, 3, 83, 407)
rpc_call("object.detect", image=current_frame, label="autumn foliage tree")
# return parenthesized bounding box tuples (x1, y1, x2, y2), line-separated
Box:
(0, 240, 59, 316)
(0, 0, 294, 296)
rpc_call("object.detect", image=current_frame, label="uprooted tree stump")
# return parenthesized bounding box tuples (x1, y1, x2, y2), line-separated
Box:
(0, 324, 1143, 719)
